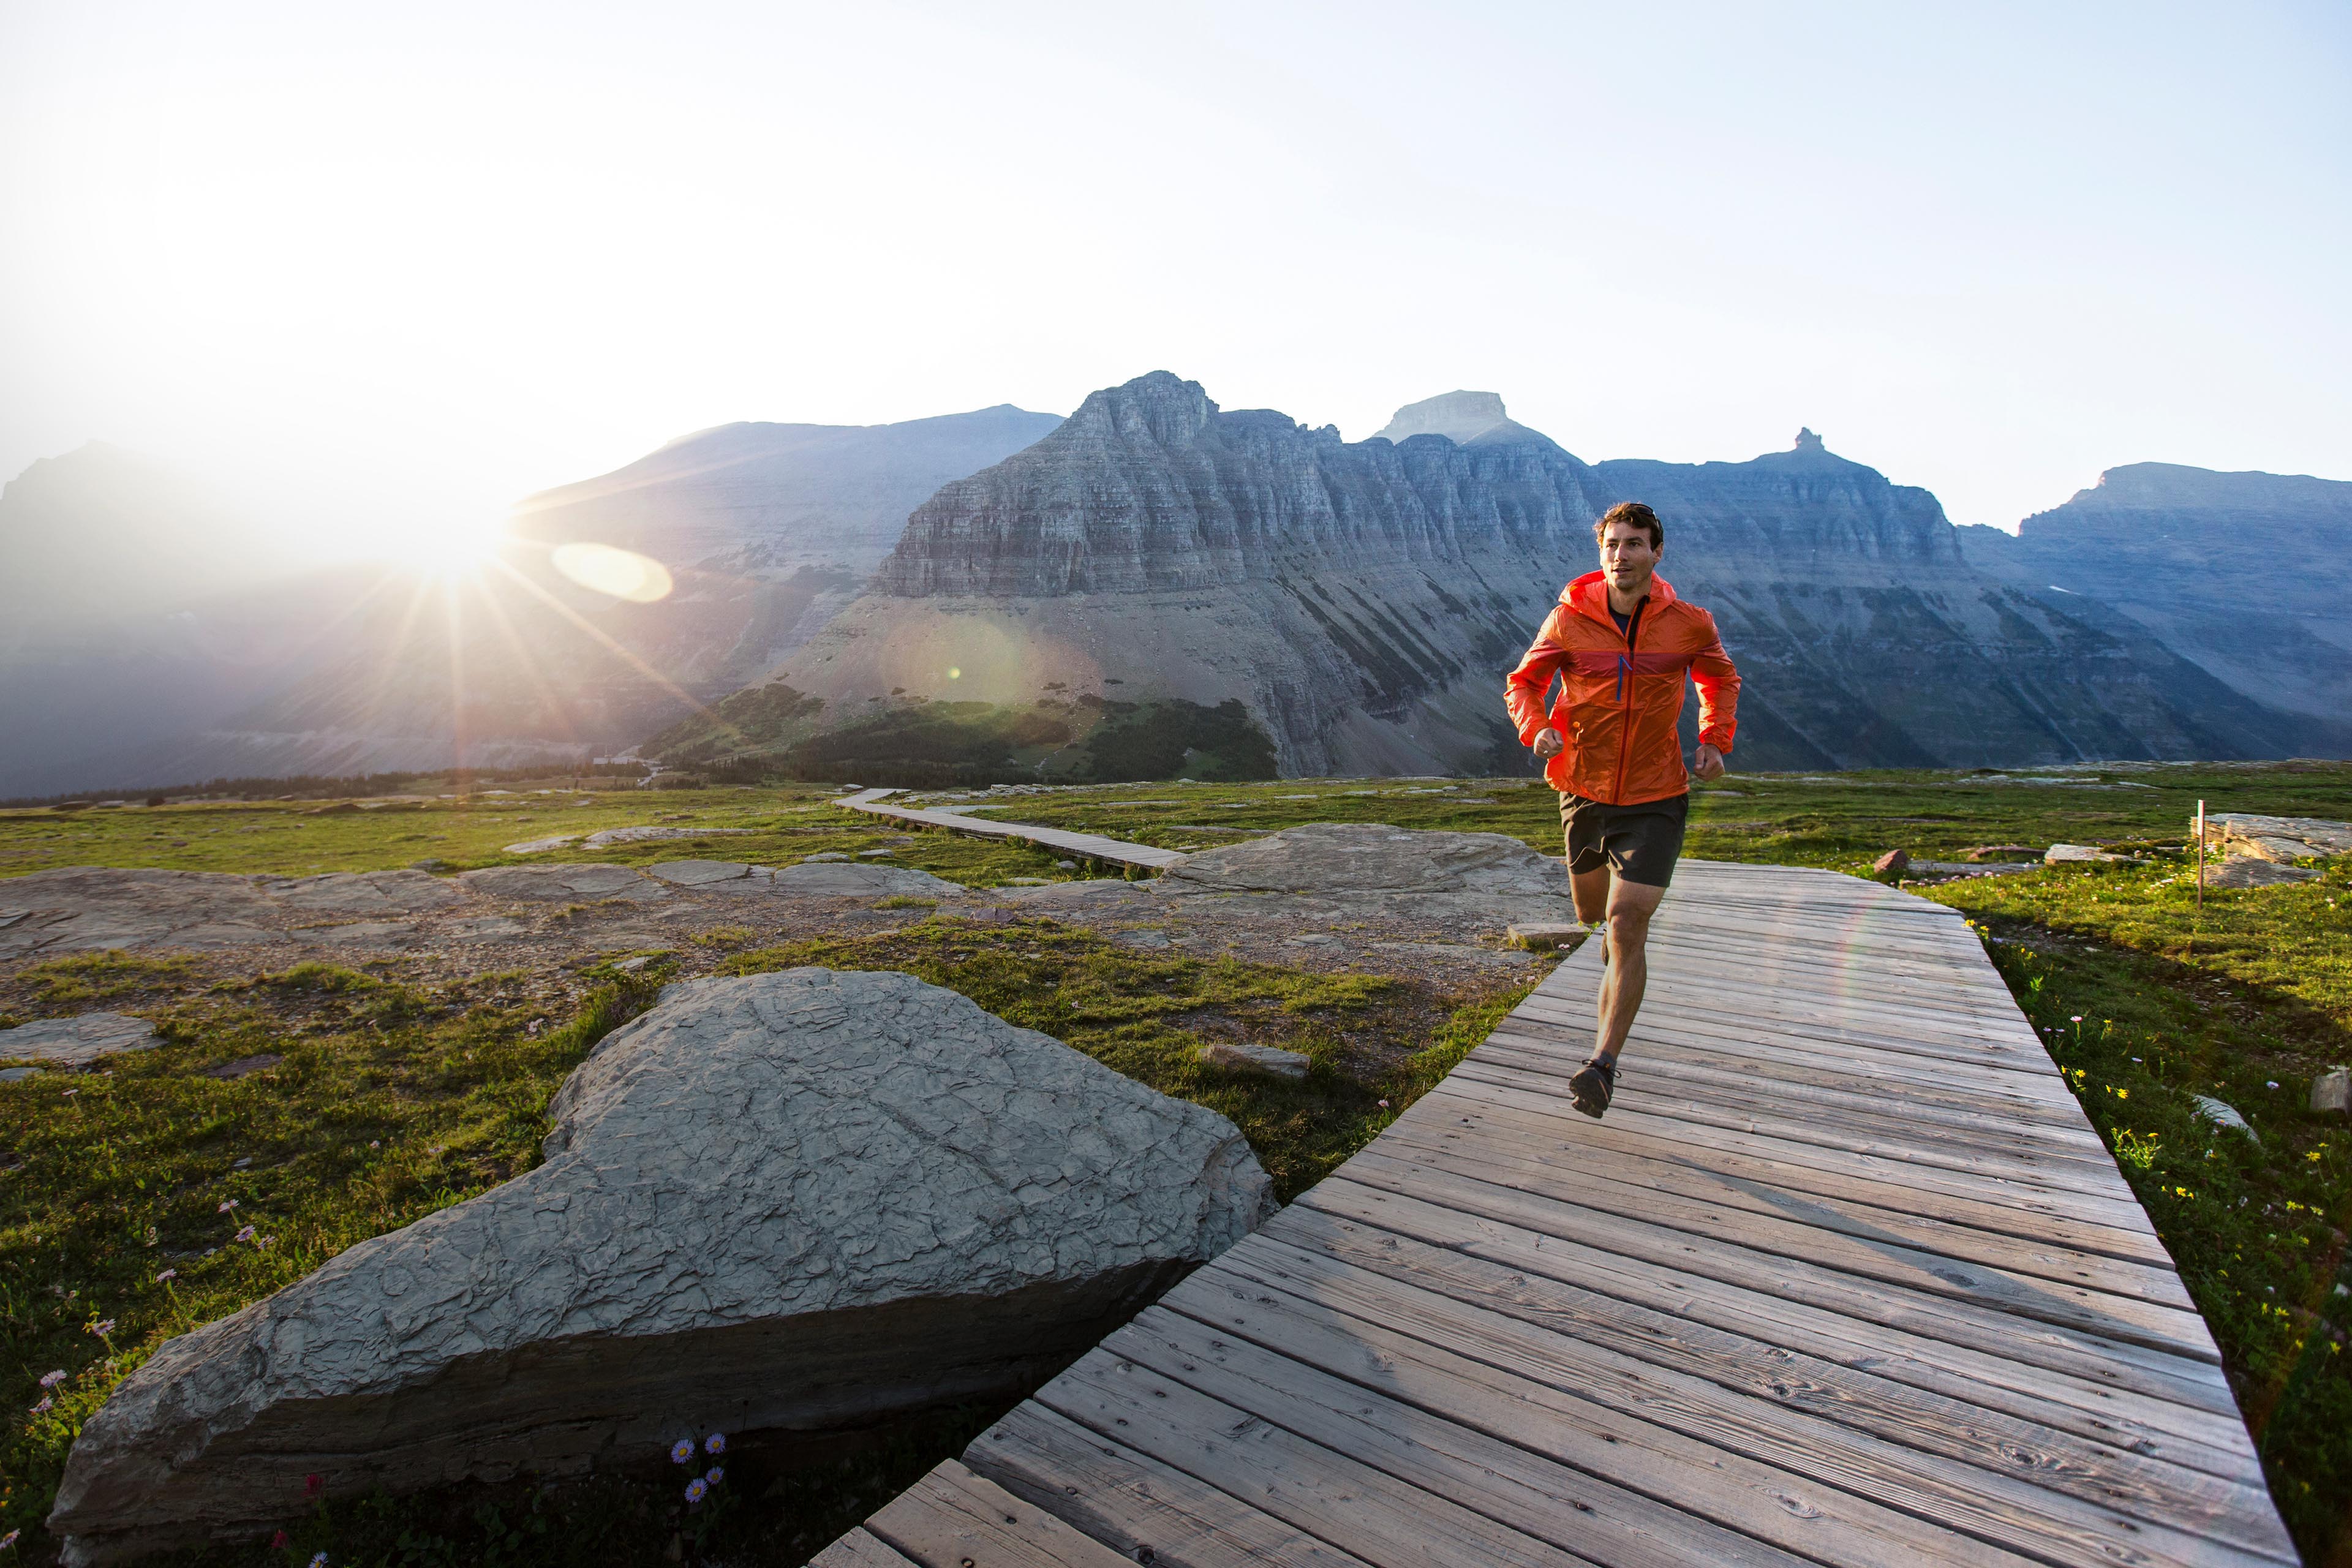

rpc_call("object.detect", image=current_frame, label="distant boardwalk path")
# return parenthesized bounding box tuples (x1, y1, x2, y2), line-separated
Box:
(838, 788, 1186, 872)
(818, 858, 2293, 1568)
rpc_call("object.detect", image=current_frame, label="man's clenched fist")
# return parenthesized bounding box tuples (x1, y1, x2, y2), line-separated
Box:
(1692, 742, 1727, 782)
(1531, 727, 1564, 760)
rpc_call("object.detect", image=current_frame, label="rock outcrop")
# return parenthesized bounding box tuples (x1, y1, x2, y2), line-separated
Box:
(1961, 464, 2352, 734)
(756, 373, 2316, 778)
(1163, 822, 1575, 918)
(48, 968, 1273, 1565)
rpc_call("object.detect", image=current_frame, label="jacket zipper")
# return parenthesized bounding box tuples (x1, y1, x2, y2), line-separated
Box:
(1610, 600, 1639, 804)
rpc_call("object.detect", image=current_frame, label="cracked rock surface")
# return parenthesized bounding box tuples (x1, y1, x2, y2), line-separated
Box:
(47, 967, 1274, 1566)
(1161, 822, 1579, 921)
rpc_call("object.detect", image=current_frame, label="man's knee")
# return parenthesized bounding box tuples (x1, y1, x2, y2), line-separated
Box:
(1605, 903, 1653, 951)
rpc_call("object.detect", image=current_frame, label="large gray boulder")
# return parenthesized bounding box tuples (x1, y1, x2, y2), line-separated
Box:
(48, 968, 1273, 1564)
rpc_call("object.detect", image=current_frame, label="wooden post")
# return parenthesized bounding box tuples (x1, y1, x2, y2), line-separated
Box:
(2195, 799, 2206, 915)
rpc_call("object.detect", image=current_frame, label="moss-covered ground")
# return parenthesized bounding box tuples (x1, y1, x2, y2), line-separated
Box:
(4, 760, 2350, 1564)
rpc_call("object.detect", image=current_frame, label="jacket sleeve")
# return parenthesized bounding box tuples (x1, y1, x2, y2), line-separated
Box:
(1689, 609, 1740, 753)
(1504, 609, 1567, 745)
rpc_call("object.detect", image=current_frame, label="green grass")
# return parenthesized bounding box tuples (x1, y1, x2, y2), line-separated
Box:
(6, 760, 2351, 1564)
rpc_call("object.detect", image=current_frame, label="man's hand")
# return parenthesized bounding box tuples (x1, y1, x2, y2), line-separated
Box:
(1531, 728, 1564, 760)
(1692, 742, 1727, 782)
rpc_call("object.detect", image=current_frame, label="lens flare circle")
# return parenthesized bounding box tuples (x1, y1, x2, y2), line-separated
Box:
(551, 541, 674, 603)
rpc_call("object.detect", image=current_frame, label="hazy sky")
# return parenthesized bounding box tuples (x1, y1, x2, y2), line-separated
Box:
(4, 0, 2347, 556)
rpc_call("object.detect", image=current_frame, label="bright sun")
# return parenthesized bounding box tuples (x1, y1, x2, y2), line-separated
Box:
(383, 523, 509, 581)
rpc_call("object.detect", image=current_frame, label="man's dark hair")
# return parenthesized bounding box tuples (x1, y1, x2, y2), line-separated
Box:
(1593, 501, 1663, 550)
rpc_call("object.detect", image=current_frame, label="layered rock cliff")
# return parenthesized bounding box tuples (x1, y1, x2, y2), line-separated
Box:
(1959, 463, 2352, 732)
(761, 373, 2317, 779)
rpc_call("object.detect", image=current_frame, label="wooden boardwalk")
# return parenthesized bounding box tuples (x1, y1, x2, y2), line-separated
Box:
(817, 858, 2291, 1568)
(837, 788, 1187, 872)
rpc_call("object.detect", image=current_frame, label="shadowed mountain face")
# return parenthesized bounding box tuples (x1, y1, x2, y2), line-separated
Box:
(1958, 464, 2352, 730)
(756, 374, 2323, 778)
(1, 409, 1060, 796)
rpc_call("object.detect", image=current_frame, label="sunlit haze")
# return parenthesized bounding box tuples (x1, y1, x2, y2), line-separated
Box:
(4, 0, 2348, 557)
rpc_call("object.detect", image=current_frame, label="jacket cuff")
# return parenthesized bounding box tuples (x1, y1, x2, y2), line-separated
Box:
(1699, 727, 1733, 753)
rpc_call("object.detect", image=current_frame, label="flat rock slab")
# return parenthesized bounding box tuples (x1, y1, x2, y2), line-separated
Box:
(768, 862, 967, 898)
(1506, 921, 1586, 951)
(258, 871, 466, 916)
(0, 868, 283, 957)
(48, 968, 1273, 1566)
(647, 859, 764, 887)
(584, 825, 754, 848)
(2207, 856, 2322, 889)
(0, 1012, 162, 1067)
(2044, 843, 2139, 864)
(2206, 813, 2352, 863)
(1159, 823, 1578, 924)
(457, 864, 665, 902)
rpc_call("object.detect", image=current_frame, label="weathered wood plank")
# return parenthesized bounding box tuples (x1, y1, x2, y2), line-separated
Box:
(1219, 1226, 2283, 1532)
(807, 1526, 921, 1567)
(1038, 1350, 1597, 1567)
(966, 1402, 1378, 1568)
(1256, 1205, 2266, 1481)
(867, 1460, 1139, 1567)
(1396, 1088, 2174, 1267)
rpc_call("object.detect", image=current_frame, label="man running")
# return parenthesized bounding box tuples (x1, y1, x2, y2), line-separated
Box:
(1505, 501, 1741, 1118)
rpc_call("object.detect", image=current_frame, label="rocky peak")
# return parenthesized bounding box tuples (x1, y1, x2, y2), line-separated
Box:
(1374, 390, 1555, 448)
(1794, 427, 1825, 452)
(1066, 371, 1217, 450)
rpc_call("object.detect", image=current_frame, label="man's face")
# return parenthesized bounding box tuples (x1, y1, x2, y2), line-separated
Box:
(1600, 522, 1660, 596)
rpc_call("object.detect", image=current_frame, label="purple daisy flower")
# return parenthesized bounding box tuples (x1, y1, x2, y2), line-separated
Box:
(669, 1438, 694, 1464)
(704, 1431, 727, 1455)
(705, 1466, 724, 1485)
(684, 1477, 707, 1504)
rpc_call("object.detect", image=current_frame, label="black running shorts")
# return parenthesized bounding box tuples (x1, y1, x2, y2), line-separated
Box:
(1558, 791, 1689, 888)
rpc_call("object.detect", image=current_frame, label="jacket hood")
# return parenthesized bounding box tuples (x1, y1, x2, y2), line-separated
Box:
(1562, 570, 1681, 619)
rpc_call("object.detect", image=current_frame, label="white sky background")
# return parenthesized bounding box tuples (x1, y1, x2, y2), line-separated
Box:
(2, 0, 2347, 560)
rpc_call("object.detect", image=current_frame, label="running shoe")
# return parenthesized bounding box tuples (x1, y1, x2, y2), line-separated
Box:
(1569, 1057, 1617, 1118)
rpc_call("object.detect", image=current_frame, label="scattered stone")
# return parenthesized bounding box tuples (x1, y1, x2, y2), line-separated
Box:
(1966, 845, 2043, 861)
(1371, 940, 1531, 968)
(1055, 859, 1079, 870)
(2191, 1095, 2258, 1144)
(769, 862, 967, 898)
(199, 1054, 283, 1080)
(612, 956, 654, 973)
(858, 848, 896, 858)
(802, 851, 853, 863)
(2045, 844, 2139, 865)
(1197, 1040, 1311, 1079)
(1872, 849, 1910, 876)
(2206, 857, 2323, 889)
(458, 864, 665, 903)
(47, 968, 1273, 1564)
(1, 1066, 43, 1082)
(1506, 922, 1586, 951)
(2313, 1068, 2349, 1117)
(582, 826, 754, 848)
(503, 834, 582, 854)
(1907, 859, 2037, 879)
(0, 1012, 162, 1068)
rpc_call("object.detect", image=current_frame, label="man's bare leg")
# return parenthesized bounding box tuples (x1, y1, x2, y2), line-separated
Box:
(1594, 877, 1666, 1066)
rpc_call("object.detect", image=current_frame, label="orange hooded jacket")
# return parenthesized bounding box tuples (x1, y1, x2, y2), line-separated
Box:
(1504, 571, 1741, 805)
